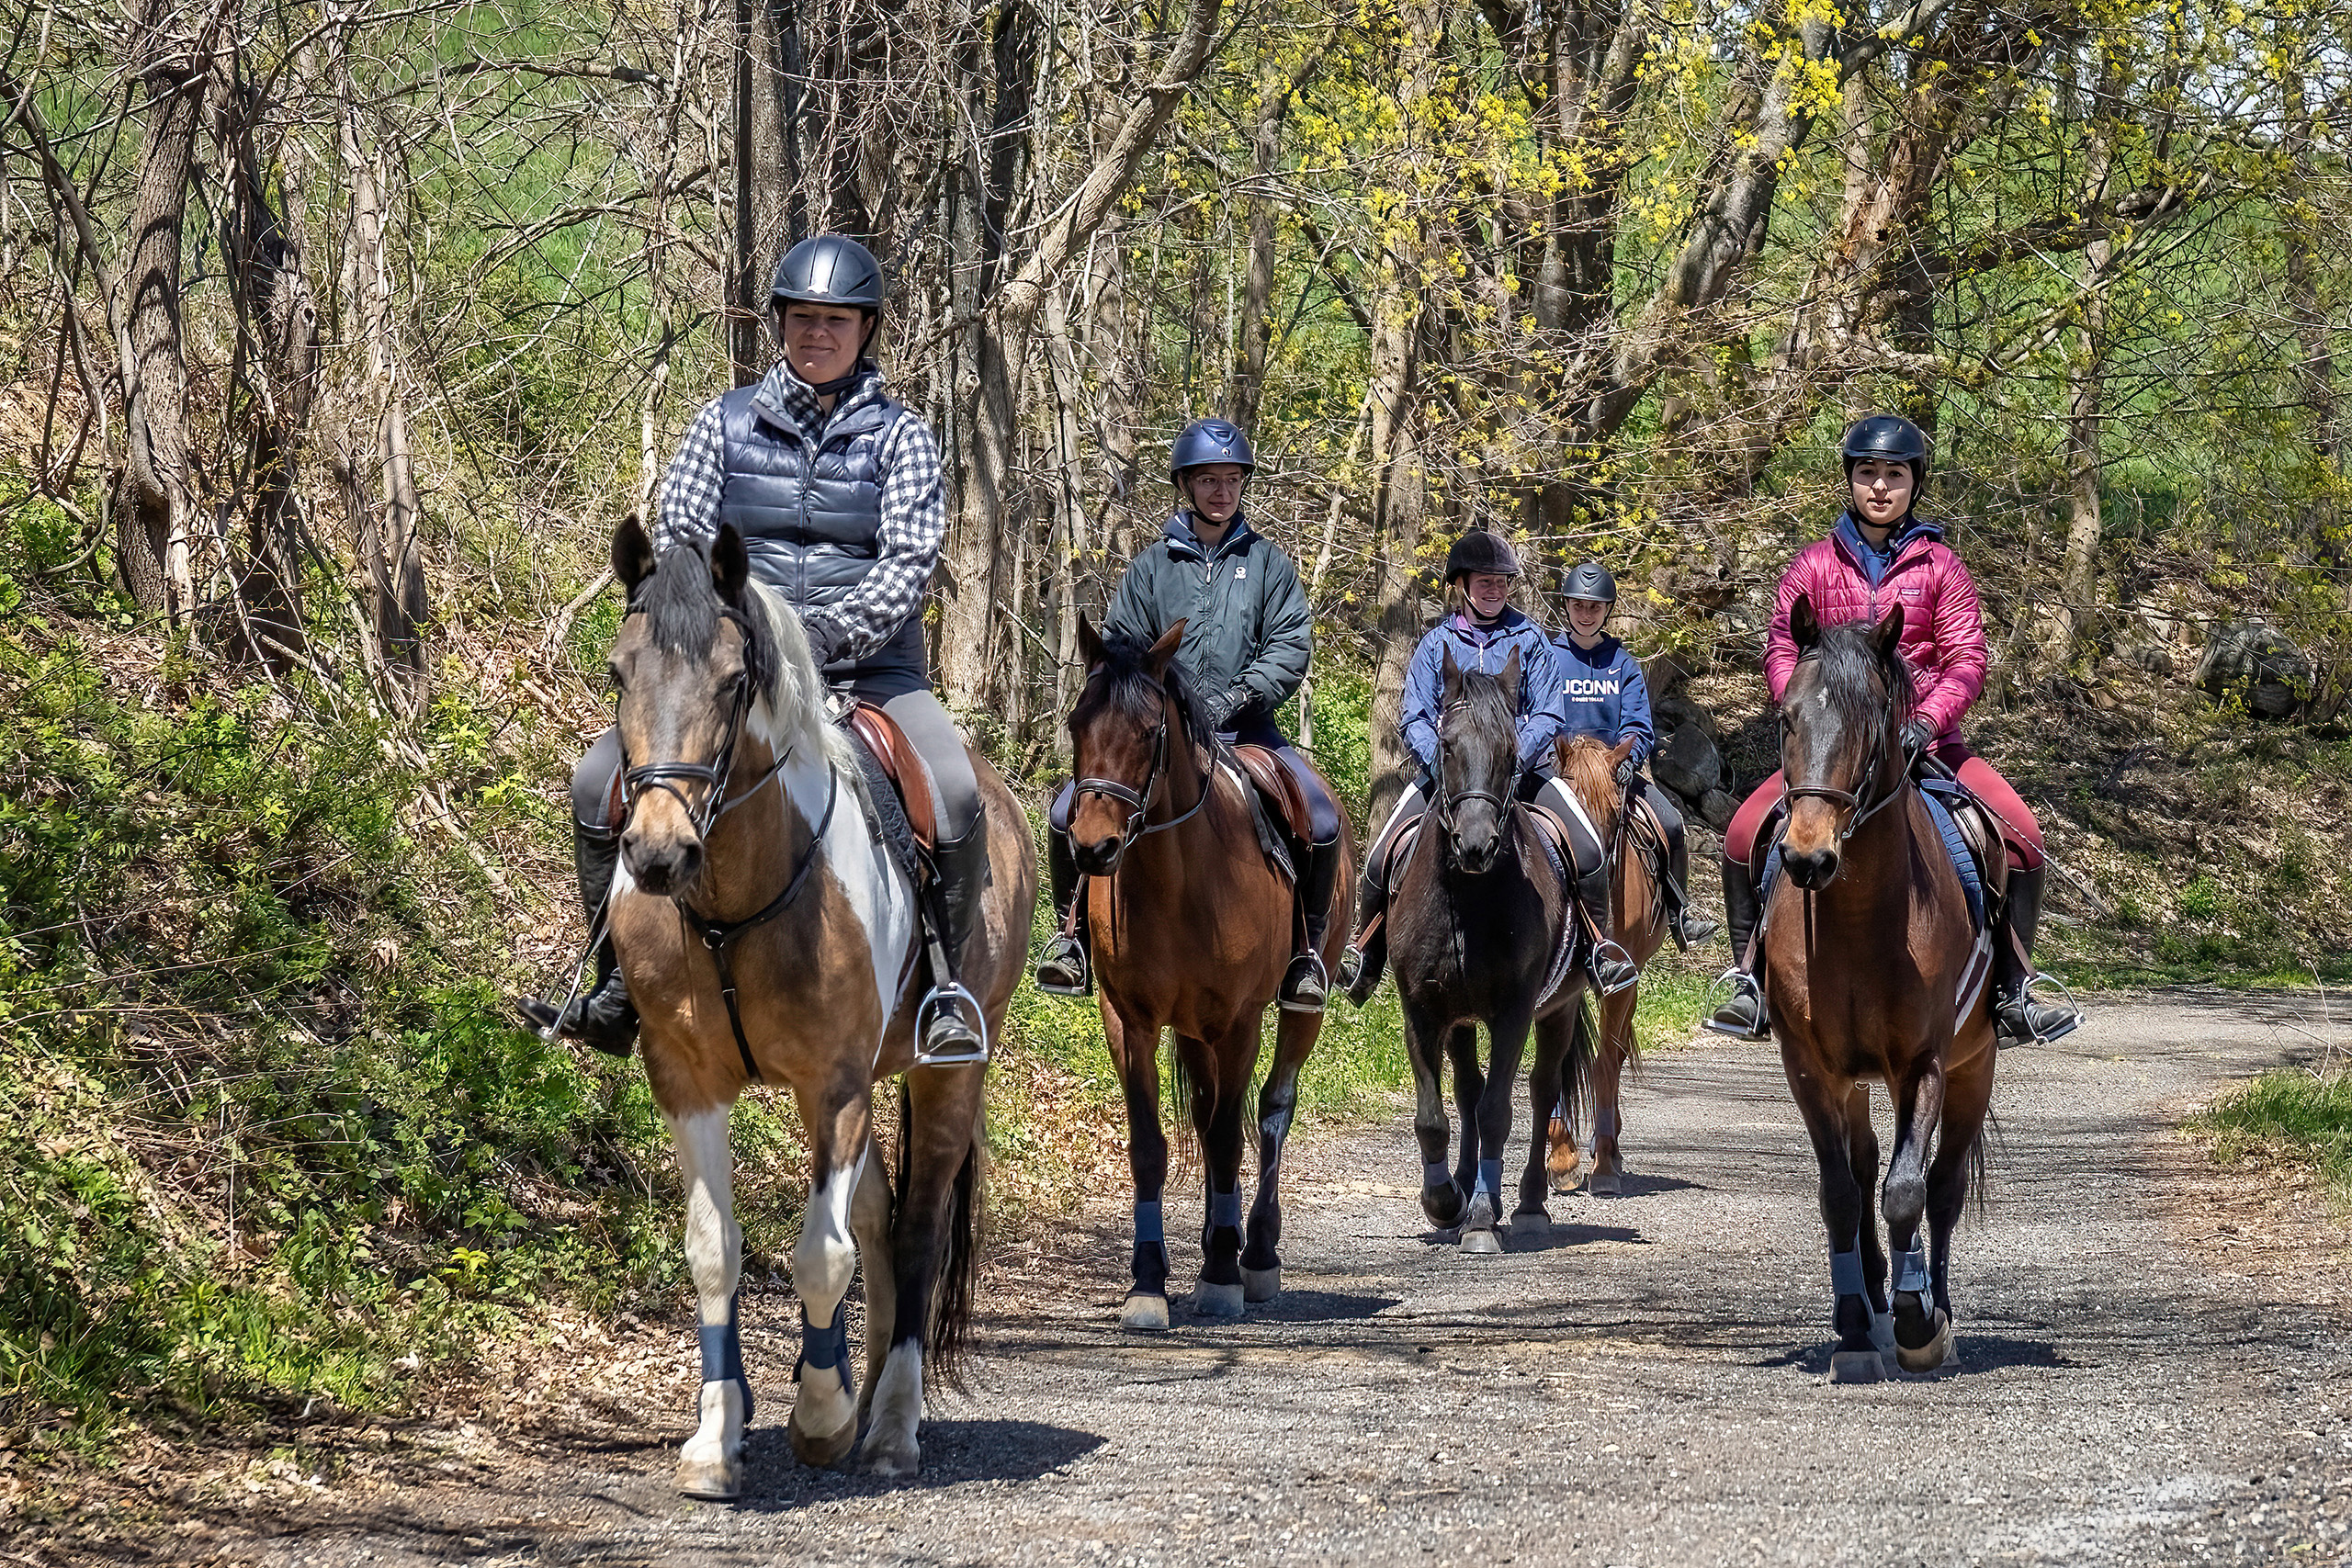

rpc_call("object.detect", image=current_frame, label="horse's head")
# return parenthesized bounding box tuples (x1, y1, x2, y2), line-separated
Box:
(1778, 594, 1912, 888)
(1435, 645, 1521, 874)
(1066, 614, 1200, 875)
(1557, 733, 1637, 842)
(607, 515, 808, 897)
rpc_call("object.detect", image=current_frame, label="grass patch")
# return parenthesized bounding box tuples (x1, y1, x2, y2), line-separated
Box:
(2193, 1068, 2352, 1199)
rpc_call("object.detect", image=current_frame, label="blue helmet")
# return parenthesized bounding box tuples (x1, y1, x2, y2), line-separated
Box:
(1170, 418, 1256, 483)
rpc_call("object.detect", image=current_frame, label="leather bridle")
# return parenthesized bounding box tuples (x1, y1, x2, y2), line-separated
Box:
(1433, 696, 1520, 855)
(1781, 651, 1906, 845)
(1069, 677, 1208, 854)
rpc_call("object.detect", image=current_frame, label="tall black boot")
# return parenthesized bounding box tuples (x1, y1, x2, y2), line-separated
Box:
(517, 821, 639, 1055)
(1279, 836, 1342, 1013)
(1702, 852, 1770, 1040)
(1575, 851, 1638, 996)
(916, 826, 991, 1065)
(1991, 863, 2081, 1045)
(1033, 828, 1091, 997)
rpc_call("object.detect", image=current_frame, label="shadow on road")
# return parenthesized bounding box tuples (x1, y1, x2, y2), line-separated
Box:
(1246, 1290, 1403, 1322)
(735, 1418, 1105, 1506)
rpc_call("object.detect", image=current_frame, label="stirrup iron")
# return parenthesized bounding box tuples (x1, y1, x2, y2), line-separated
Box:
(914, 982, 990, 1066)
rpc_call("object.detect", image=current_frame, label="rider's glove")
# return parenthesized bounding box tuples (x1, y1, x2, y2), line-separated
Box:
(1211, 687, 1255, 734)
(802, 614, 847, 671)
(1613, 755, 1642, 789)
(1900, 716, 1936, 756)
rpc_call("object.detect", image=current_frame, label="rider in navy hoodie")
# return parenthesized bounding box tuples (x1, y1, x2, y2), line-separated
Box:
(1552, 560, 1715, 950)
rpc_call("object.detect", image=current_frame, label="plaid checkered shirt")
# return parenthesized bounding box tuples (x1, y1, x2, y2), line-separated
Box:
(655, 360, 944, 667)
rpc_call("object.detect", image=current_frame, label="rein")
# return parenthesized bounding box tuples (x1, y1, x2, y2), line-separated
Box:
(1433, 696, 1519, 847)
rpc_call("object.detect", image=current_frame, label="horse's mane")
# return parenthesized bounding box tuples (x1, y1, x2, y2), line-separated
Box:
(1803, 618, 1917, 733)
(638, 540, 852, 772)
(1557, 735, 1623, 834)
(1080, 627, 1224, 753)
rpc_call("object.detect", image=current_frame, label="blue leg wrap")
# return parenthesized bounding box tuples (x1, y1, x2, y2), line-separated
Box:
(1134, 1199, 1164, 1245)
(1829, 1247, 1868, 1300)
(1893, 1247, 1931, 1296)
(1210, 1189, 1243, 1230)
(696, 1294, 752, 1423)
(1476, 1158, 1503, 1201)
(798, 1303, 854, 1403)
(1592, 1107, 1618, 1139)
(1423, 1160, 1453, 1189)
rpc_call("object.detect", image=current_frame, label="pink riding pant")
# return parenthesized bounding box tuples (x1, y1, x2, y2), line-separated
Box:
(1724, 739, 2043, 871)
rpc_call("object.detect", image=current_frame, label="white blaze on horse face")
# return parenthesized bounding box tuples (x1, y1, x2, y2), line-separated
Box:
(668, 1107, 743, 1462)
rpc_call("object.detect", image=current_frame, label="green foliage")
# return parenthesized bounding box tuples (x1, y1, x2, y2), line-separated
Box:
(2195, 1068, 2352, 1199)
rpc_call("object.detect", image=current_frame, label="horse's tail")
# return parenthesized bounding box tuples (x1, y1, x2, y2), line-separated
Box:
(1559, 987, 1600, 1128)
(1968, 1103, 1997, 1217)
(892, 1083, 988, 1390)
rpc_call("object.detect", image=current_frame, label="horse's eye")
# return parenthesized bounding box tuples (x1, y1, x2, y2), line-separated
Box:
(606, 663, 627, 693)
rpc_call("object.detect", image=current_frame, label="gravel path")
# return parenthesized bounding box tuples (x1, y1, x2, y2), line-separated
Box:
(103, 990, 2352, 1565)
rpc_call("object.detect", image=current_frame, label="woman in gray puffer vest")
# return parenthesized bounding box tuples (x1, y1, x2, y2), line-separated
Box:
(1033, 418, 1344, 1013)
(521, 234, 989, 1066)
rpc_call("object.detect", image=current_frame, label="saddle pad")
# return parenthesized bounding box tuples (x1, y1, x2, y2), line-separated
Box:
(1231, 744, 1313, 843)
(1917, 786, 1986, 931)
(842, 723, 922, 887)
(1520, 807, 1581, 1014)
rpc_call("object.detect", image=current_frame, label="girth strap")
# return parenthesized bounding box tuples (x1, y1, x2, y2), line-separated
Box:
(676, 765, 842, 1084)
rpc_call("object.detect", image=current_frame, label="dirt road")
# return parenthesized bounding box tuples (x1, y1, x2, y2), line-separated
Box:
(75, 989, 2352, 1565)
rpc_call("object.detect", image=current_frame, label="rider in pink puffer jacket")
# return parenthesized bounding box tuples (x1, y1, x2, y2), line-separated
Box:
(1707, 414, 2082, 1049)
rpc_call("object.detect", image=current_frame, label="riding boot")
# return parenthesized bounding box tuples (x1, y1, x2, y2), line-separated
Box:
(1658, 808, 1719, 950)
(915, 826, 991, 1065)
(1337, 855, 1389, 1006)
(516, 821, 639, 1055)
(1991, 863, 2082, 1046)
(1033, 828, 1092, 997)
(1702, 853, 1770, 1041)
(1279, 836, 1342, 1013)
(1576, 853, 1639, 997)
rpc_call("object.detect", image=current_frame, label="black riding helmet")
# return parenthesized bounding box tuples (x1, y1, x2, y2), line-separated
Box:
(770, 235, 885, 389)
(1557, 560, 1617, 604)
(1444, 530, 1521, 583)
(1170, 418, 1256, 482)
(1840, 413, 1930, 483)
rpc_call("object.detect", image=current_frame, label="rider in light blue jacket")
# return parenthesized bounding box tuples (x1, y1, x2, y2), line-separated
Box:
(1338, 531, 1638, 1006)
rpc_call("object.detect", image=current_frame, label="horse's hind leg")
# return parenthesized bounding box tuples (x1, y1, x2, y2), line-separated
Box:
(1517, 1009, 1572, 1233)
(861, 1064, 987, 1477)
(849, 1128, 895, 1432)
(667, 1103, 749, 1499)
(1402, 1000, 1464, 1230)
(1446, 1023, 1485, 1204)
(1911, 1051, 1991, 1375)
(1242, 1006, 1322, 1303)
(1882, 1059, 1951, 1371)
(1192, 1027, 1255, 1318)
(787, 1090, 872, 1470)
(1588, 985, 1638, 1196)
(1842, 1084, 1892, 1356)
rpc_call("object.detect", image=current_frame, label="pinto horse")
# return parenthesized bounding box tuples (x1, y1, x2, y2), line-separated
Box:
(1387, 649, 1593, 1253)
(1064, 615, 1354, 1331)
(1767, 598, 1993, 1380)
(603, 519, 1035, 1490)
(1544, 734, 1665, 1198)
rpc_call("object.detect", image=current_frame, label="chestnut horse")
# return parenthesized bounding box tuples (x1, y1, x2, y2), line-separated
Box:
(1064, 615, 1354, 1331)
(1544, 734, 1665, 1198)
(603, 519, 1035, 1490)
(1386, 649, 1593, 1253)
(1768, 598, 1993, 1380)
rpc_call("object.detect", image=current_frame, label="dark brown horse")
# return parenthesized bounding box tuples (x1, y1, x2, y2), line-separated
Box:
(1065, 615, 1355, 1330)
(604, 520, 1035, 1488)
(1767, 597, 1994, 1380)
(1544, 734, 1665, 1198)
(1386, 649, 1593, 1253)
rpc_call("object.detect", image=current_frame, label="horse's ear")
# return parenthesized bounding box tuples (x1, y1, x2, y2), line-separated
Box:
(1148, 619, 1186, 680)
(710, 523, 751, 597)
(614, 513, 656, 592)
(1872, 603, 1905, 660)
(1077, 613, 1108, 669)
(1791, 593, 1820, 650)
(1610, 735, 1637, 771)
(1441, 642, 1462, 701)
(1498, 646, 1522, 708)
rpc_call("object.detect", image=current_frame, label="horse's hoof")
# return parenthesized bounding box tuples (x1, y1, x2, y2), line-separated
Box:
(1421, 1183, 1466, 1229)
(1193, 1280, 1246, 1318)
(1120, 1292, 1170, 1333)
(676, 1454, 743, 1501)
(860, 1434, 920, 1479)
(1510, 1207, 1551, 1233)
(1589, 1168, 1622, 1198)
(1895, 1310, 1955, 1374)
(1827, 1348, 1886, 1384)
(1458, 1226, 1502, 1256)
(787, 1409, 858, 1469)
(1241, 1266, 1281, 1303)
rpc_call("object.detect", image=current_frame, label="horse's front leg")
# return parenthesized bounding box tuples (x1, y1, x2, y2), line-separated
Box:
(668, 1102, 749, 1500)
(1189, 1029, 1253, 1319)
(1460, 1008, 1531, 1256)
(1242, 1005, 1323, 1303)
(1587, 983, 1639, 1196)
(861, 1062, 989, 1477)
(787, 1081, 871, 1468)
(1400, 998, 1464, 1230)
(1517, 1008, 1572, 1233)
(1842, 1083, 1891, 1359)
(1782, 1060, 1879, 1382)
(1104, 996, 1173, 1332)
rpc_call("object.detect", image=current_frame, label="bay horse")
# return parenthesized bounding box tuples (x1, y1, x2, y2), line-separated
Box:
(1387, 648, 1593, 1253)
(1767, 597, 1993, 1380)
(1064, 615, 1354, 1331)
(603, 518, 1035, 1490)
(1545, 734, 1666, 1198)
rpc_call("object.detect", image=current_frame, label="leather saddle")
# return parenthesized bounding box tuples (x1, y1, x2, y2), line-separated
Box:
(1230, 743, 1313, 845)
(843, 701, 939, 858)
